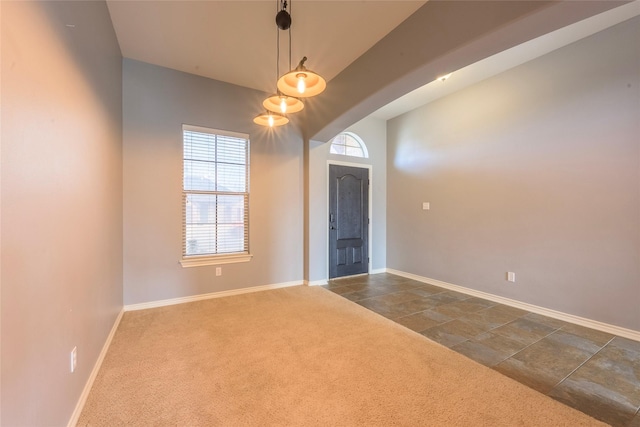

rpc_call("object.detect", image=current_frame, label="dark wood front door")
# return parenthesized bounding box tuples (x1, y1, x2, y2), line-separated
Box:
(329, 165, 369, 279)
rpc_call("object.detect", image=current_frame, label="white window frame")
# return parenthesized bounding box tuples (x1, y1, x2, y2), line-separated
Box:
(329, 132, 369, 158)
(180, 124, 252, 268)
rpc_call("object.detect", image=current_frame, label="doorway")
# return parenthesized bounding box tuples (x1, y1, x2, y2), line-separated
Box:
(328, 164, 369, 279)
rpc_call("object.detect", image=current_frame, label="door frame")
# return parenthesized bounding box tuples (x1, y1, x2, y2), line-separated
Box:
(326, 160, 373, 279)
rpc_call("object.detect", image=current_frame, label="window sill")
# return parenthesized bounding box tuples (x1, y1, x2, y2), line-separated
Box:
(180, 253, 252, 268)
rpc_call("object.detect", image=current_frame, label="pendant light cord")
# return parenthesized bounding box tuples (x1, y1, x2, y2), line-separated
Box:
(276, 0, 280, 81)
(288, 0, 292, 71)
(275, 0, 292, 81)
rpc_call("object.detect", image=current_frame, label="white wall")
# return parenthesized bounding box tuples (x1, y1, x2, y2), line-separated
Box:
(123, 59, 304, 305)
(1, 1, 123, 424)
(308, 116, 387, 283)
(387, 17, 640, 331)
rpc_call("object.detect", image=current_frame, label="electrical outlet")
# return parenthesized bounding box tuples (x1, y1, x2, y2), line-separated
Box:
(422, 202, 430, 210)
(71, 347, 77, 373)
(507, 272, 516, 282)
(215, 267, 222, 276)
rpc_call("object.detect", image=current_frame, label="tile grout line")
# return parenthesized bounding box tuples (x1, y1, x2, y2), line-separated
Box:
(445, 315, 534, 365)
(548, 336, 616, 394)
(488, 322, 565, 365)
(394, 299, 491, 329)
(343, 285, 563, 347)
(344, 288, 426, 303)
(356, 289, 469, 320)
(351, 291, 483, 339)
(335, 281, 619, 371)
(405, 303, 535, 348)
(467, 314, 566, 366)
(413, 308, 561, 364)
(362, 288, 551, 349)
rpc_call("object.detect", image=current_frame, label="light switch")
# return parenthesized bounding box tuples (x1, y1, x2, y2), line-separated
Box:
(422, 202, 430, 210)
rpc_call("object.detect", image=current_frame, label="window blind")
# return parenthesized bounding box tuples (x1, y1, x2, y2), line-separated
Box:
(182, 125, 249, 259)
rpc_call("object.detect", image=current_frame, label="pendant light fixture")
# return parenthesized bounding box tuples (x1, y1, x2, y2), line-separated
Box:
(255, 1, 303, 126)
(276, 0, 325, 99)
(277, 56, 326, 98)
(253, 110, 289, 127)
(263, 91, 304, 114)
(254, 0, 324, 126)
(265, 1, 304, 114)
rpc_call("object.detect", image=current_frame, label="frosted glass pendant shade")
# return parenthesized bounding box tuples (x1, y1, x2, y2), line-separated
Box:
(277, 57, 326, 98)
(253, 111, 289, 127)
(263, 94, 304, 114)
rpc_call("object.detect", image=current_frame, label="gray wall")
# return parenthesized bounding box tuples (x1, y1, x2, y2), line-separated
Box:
(308, 116, 387, 283)
(387, 17, 640, 331)
(1, 1, 123, 425)
(123, 59, 304, 305)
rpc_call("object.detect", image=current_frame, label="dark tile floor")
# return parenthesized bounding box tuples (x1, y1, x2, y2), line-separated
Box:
(324, 273, 640, 427)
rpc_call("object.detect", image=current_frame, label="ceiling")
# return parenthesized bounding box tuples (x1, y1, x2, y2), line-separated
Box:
(107, 1, 639, 121)
(372, 1, 640, 120)
(106, 1, 425, 94)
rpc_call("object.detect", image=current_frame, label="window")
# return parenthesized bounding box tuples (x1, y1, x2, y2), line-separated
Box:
(329, 132, 368, 158)
(181, 125, 251, 267)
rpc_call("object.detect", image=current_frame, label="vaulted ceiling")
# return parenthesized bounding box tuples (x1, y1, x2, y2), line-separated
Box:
(106, 1, 425, 93)
(106, 1, 638, 139)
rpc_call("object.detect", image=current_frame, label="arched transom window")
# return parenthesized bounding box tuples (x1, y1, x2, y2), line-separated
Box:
(329, 132, 369, 158)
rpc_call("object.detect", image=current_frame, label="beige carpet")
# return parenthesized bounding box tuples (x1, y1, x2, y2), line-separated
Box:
(78, 286, 607, 426)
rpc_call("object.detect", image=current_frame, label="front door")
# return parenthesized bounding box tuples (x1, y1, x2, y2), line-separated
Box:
(329, 165, 369, 279)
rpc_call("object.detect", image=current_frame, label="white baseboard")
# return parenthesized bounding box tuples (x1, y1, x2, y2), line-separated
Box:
(306, 280, 328, 287)
(124, 280, 303, 312)
(370, 268, 387, 274)
(67, 309, 124, 427)
(387, 268, 640, 342)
